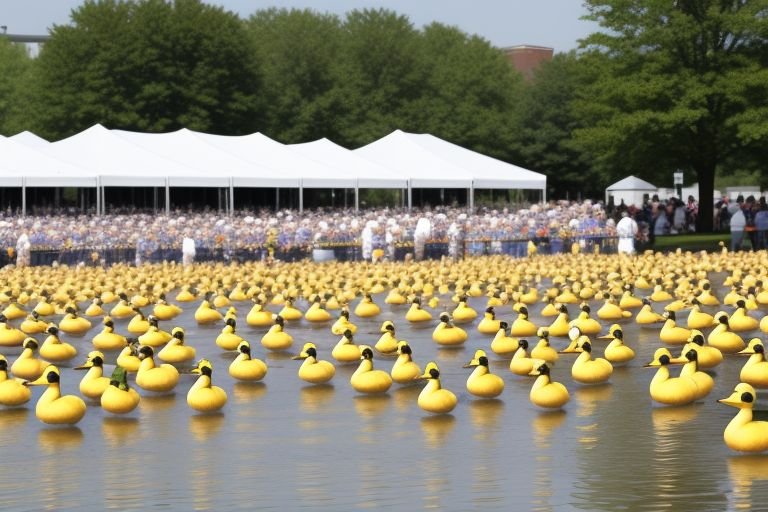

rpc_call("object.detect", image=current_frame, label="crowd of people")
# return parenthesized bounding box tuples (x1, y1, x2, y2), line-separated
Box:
(0, 200, 621, 266)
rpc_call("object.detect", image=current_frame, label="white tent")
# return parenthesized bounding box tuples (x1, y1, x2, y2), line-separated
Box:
(605, 175, 657, 207)
(355, 129, 546, 207)
(10, 131, 50, 148)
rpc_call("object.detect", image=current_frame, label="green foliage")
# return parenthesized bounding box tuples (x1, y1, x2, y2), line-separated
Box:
(573, 0, 768, 230)
(0, 39, 33, 135)
(32, 0, 262, 139)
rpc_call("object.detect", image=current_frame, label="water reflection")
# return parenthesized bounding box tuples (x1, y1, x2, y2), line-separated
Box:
(38, 426, 83, 454)
(232, 382, 267, 404)
(138, 393, 177, 414)
(420, 414, 456, 450)
(189, 412, 225, 442)
(531, 410, 566, 450)
(299, 384, 335, 414)
(393, 384, 421, 412)
(102, 416, 140, 448)
(469, 398, 504, 434)
(353, 394, 391, 418)
(728, 455, 768, 511)
(0, 407, 29, 433)
(650, 404, 700, 435)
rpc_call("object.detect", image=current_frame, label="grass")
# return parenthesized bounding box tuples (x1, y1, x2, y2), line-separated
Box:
(652, 233, 733, 252)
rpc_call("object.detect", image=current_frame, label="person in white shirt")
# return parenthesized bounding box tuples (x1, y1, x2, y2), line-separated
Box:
(616, 211, 638, 254)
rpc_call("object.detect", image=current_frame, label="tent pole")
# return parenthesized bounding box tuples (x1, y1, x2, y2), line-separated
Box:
(299, 181, 303, 214)
(276, 188, 279, 211)
(355, 183, 359, 212)
(229, 177, 234, 216)
(469, 183, 474, 210)
(408, 182, 412, 210)
(165, 177, 170, 216)
(21, 178, 26, 217)
(96, 176, 100, 216)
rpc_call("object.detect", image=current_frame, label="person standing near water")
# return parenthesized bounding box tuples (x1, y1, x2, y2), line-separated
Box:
(616, 211, 638, 254)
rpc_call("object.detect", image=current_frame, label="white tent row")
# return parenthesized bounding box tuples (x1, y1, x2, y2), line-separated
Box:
(0, 125, 546, 214)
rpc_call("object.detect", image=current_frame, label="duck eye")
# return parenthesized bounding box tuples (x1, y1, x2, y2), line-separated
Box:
(742, 392, 754, 403)
(46, 371, 60, 383)
(429, 368, 439, 378)
(659, 354, 671, 365)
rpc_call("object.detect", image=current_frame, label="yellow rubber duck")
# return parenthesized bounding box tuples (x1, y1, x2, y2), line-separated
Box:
(464, 349, 504, 398)
(39, 325, 77, 362)
(432, 313, 468, 346)
(510, 306, 538, 337)
(229, 341, 268, 382)
(635, 299, 665, 326)
(57, 306, 93, 336)
(697, 281, 720, 306)
(188, 359, 228, 413)
(618, 285, 643, 309)
(304, 297, 331, 323)
(540, 298, 559, 317)
(679, 348, 713, 400)
(331, 309, 358, 336)
(597, 296, 632, 320)
(278, 298, 303, 322)
(650, 283, 673, 302)
(405, 297, 432, 323)
(1, 301, 26, 321)
(555, 286, 579, 304)
(153, 293, 182, 320)
(126, 308, 150, 335)
(0, 354, 31, 406)
(84, 298, 105, 317)
(719, 383, 768, 452)
(33, 293, 56, 317)
(212, 291, 231, 309)
(659, 310, 692, 345)
(92, 317, 128, 351)
(158, 328, 196, 364)
(528, 363, 570, 409)
(332, 329, 361, 363)
(20, 311, 48, 335)
(679, 330, 722, 369)
(531, 329, 558, 364)
(570, 341, 613, 384)
(246, 300, 274, 328)
(644, 348, 697, 406)
(194, 294, 223, 325)
(350, 346, 392, 394)
(74, 351, 110, 400)
(354, 293, 381, 318)
(416, 362, 457, 414)
(730, 300, 759, 332)
(384, 288, 407, 305)
(686, 299, 715, 330)
(390, 341, 421, 384)
(135, 346, 180, 393)
(708, 312, 745, 353)
(292, 343, 335, 384)
(451, 297, 478, 324)
(116, 340, 141, 372)
(175, 286, 197, 303)
(598, 324, 635, 364)
(375, 320, 398, 355)
(138, 316, 172, 347)
(568, 304, 602, 335)
(0, 314, 27, 347)
(548, 304, 571, 337)
(101, 366, 140, 414)
(490, 321, 519, 356)
(738, 339, 768, 388)
(477, 307, 501, 335)
(509, 340, 543, 376)
(25, 365, 86, 425)
(110, 293, 135, 318)
(261, 315, 293, 351)
(215, 318, 243, 351)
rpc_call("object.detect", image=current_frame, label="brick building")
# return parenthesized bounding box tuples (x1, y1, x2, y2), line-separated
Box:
(502, 45, 554, 80)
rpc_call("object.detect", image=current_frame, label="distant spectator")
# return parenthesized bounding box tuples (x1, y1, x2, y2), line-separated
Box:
(755, 201, 768, 250)
(730, 206, 746, 251)
(616, 211, 639, 254)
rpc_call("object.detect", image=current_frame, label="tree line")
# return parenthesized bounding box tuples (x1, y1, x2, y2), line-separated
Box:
(0, 0, 766, 230)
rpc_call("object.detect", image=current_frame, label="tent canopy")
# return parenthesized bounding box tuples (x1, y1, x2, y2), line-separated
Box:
(0, 137, 93, 187)
(606, 175, 657, 191)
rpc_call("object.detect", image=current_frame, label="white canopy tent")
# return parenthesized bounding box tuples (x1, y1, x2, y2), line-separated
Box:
(10, 131, 50, 148)
(355, 129, 546, 208)
(288, 138, 409, 210)
(605, 175, 657, 208)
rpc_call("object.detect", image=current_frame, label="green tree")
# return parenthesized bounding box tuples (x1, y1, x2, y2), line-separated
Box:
(33, 0, 262, 139)
(574, 0, 768, 231)
(406, 23, 522, 162)
(0, 38, 33, 135)
(514, 52, 602, 199)
(334, 8, 425, 146)
(247, 9, 344, 143)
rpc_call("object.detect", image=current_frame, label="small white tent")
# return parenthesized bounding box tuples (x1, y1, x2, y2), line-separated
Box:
(605, 175, 657, 207)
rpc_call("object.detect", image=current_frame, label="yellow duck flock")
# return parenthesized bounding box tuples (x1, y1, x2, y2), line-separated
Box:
(0, 249, 766, 453)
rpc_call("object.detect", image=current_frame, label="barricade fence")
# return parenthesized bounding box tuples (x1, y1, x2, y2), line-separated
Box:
(18, 235, 619, 267)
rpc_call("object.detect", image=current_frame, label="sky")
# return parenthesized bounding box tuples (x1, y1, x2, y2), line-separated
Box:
(3, 0, 598, 51)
